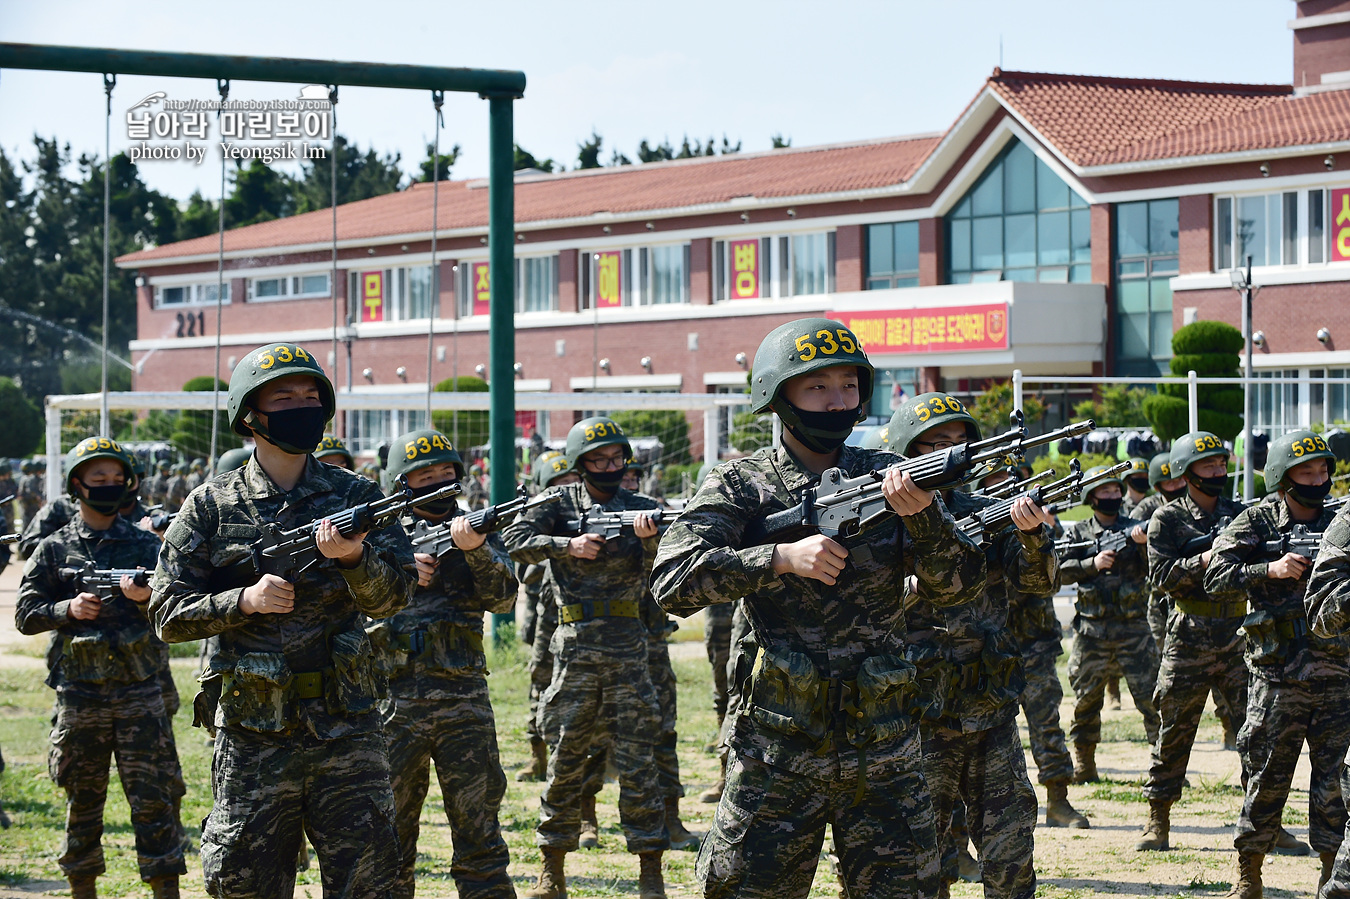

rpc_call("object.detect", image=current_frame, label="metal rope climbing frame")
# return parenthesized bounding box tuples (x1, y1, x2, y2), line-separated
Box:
(0, 42, 526, 507)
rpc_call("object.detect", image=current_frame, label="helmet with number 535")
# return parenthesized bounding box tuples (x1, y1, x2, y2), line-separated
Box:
(750, 318, 874, 416)
(227, 342, 335, 437)
(1263, 429, 1335, 491)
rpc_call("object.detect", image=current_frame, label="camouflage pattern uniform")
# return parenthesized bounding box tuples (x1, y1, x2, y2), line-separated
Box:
(501, 481, 670, 855)
(368, 517, 518, 899)
(910, 488, 1052, 898)
(164, 468, 188, 514)
(1206, 499, 1349, 860)
(1059, 514, 1161, 748)
(705, 602, 734, 727)
(651, 444, 987, 899)
(150, 455, 413, 898)
(16, 514, 186, 883)
(1130, 491, 1173, 655)
(19, 467, 44, 531)
(1143, 491, 1248, 804)
(523, 563, 559, 748)
(1007, 584, 1075, 785)
(145, 467, 169, 509)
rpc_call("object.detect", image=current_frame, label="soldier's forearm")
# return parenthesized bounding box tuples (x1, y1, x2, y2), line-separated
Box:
(150, 589, 250, 642)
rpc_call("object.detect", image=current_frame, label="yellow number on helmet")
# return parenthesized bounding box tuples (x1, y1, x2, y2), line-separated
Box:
(258, 351, 275, 370)
(417, 437, 431, 455)
(816, 330, 839, 355)
(294, 346, 311, 362)
(795, 334, 816, 362)
(946, 397, 963, 413)
(275, 346, 294, 363)
(914, 403, 931, 422)
(405, 441, 417, 461)
(836, 329, 856, 353)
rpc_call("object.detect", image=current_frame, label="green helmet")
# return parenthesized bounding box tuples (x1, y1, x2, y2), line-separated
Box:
(385, 429, 464, 486)
(532, 451, 572, 490)
(191, 457, 206, 469)
(564, 417, 631, 469)
(1263, 430, 1335, 492)
(749, 318, 874, 415)
(227, 342, 335, 437)
(1170, 431, 1228, 478)
(158, 459, 171, 473)
(65, 436, 136, 494)
(216, 447, 253, 474)
(625, 455, 644, 473)
(859, 425, 888, 450)
(172, 462, 188, 476)
(1147, 452, 1174, 488)
(1124, 457, 1149, 484)
(885, 392, 981, 458)
(1080, 464, 1124, 504)
(315, 434, 354, 467)
(20, 460, 32, 474)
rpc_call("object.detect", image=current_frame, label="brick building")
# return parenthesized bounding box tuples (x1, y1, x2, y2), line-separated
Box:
(118, 0, 1350, 458)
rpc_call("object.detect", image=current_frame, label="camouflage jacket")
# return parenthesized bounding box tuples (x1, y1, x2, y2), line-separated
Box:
(650, 445, 986, 779)
(907, 488, 1058, 732)
(145, 474, 168, 508)
(1147, 492, 1247, 605)
(16, 513, 168, 698)
(164, 476, 188, 512)
(18, 473, 44, 513)
(1130, 492, 1171, 525)
(1121, 491, 1152, 519)
(19, 496, 154, 560)
(1208, 497, 1347, 682)
(1007, 588, 1063, 658)
(149, 455, 415, 739)
(1307, 502, 1350, 641)
(1060, 513, 1150, 624)
(368, 514, 516, 700)
(501, 482, 661, 659)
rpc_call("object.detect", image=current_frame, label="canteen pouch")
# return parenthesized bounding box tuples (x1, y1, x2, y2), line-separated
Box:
(1240, 609, 1286, 668)
(424, 620, 486, 673)
(219, 652, 295, 733)
(746, 646, 827, 745)
(327, 628, 382, 716)
(365, 621, 408, 678)
(845, 654, 918, 747)
(61, 630, 159, 685)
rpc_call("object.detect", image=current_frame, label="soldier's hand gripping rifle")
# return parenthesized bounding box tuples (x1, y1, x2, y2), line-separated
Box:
(959, 460, 1084, 545)
(1257, 523, 1327, 566)
(411, 486, 560, 558)
(251, 482, 462, 582)
(743, 414, 1096, 545)
(975, 469, 1056, 500)
(558, 507, 672, 540)
(59, 560, 151, 601)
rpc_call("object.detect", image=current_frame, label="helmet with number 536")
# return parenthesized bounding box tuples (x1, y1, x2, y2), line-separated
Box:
(227, 342, 335, 437)
(885, 392, 981, 458)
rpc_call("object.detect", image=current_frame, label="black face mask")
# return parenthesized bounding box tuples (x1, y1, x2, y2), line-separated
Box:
(1126, 477, 1149, 495)
(777, 401, 861, 455)
(409, 480, 460, 517)
(250, 405, 328, 455)
(582, 468, 626, 495)
(77, 480, 133, 516)
(1286, 479, 1332, 509)
(1160, 484, 1187, 501)
(1187, 472, 1228, 498)
(1092, 496, 1124, 516)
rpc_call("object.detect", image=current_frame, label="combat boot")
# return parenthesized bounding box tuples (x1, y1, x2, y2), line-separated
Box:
(525, 848, 567, 899)
(699, 755, 726, 803)
(67, 876, 97, 899)
(1044, 780, 1090, 829)
(579, 794, 600, 849)
(638, 851, 666, 899)
(1225, 851, 1262, 899)
(1135, 799, 1171, 851)
(956, 846, 980, 882)
(1272, 825, 1311, 856)
(149, 875, 180, 899)
(665, 797, 701, 850)
(1073, 742, 1099, 784)
(1321, 851, 1338, 891)
(517, 736, 549, 782)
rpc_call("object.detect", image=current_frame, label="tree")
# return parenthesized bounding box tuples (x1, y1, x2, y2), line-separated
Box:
(609, 149, 633, 166)
(431, 376, 491, 449)
(1073, 384, 1152, 428)
(0, 377, 42, 457)
(970, 381, 1046, 437)
(1142, 320, 1244, 441)
(177, 189, 221, 241)
(637, 139, 675, 163)
(224, 159, 295, 227)
(611, 409, 692, 466)
(170, 376, 241, 460)
(513, 144, 555, 173)
(417, 141, 461, 183)
(771, 134, 792, 149)
(577, 130, 603, 170)
(729, 410, 772, 454)
(293, 135, 404, 213)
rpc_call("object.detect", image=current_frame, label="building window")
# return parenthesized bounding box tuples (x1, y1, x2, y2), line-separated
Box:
(646, 244, 689, 305)
(783, 232, 835, 296)
(869, 368, 919, 421)
(517, 256, 558, 313)
(1216, 189, 1331, 269)
(1253, 369, 1300, 439)
(713, 238, 772, 301)
(1114, 199, 1179, 377)
(581, 245, 690, 308)
(153, 281, 231, 308)
(349, 266, 434, 322)
(945, 139, 1090, 284)
(866, 222, 920, 289)
(347, 409, 429, 455)
(249, 272, 331, 301)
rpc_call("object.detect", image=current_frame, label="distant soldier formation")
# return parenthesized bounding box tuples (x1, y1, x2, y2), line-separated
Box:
(3, 324, 1350, 899)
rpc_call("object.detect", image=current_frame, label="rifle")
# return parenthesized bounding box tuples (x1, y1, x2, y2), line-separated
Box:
(59, 560, 151, 601)
(976, 469, 1055, 500)
(1, 533, 20, 545)
(148, 510, 176, 531)
(411, 486, 560, 558)
(743, 413, 1096, 544)
(958, 460, 1134, 546)
(251, 482, 462, 582)
(560, 507, 671, 540)
(1257, 523, 1325, 563)
(1176, 517, 1235, 557)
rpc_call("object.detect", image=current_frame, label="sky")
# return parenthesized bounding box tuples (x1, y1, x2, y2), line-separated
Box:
(1, 0, 1297, 203)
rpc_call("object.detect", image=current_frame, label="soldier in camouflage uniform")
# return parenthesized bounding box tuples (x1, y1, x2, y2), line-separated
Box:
(164, 463, 189, 513)
(0, 462, 17, 526)
(16, 436, 185, 899)
(1132, 453, 1188, 653)
(502, 416, 672, 899)
(19, 459, 45, 532)
(316, 436, 355, 471)
(1138, 431, 1248, 852)
(1120, 457, 1152, 518)
(184, 458, 207, 493)
(150, 342, 413, 898)
(368, 428, 517, 899)
(1058, 467, 1160, 784)
(652, 319, 988, 899)
(146, 460, 170, 510)
(1206, 431, 1348, 896)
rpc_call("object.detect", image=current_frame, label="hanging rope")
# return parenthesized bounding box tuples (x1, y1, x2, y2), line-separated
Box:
(328, 84, 340, 435)
(208, 78, 230, 472)
(425, 90, 444, 425)
(100, 72, 115, 436)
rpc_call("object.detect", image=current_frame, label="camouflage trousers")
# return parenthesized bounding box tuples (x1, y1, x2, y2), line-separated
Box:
(1067, 618, 1161, 747)
(537, 638, 668, 853)
(1143, 610, 1249, 803)
(697, 747, 939, 899)
(583, 637, 683, 801)
(202, 726, 399, 898)
(717, 601, 754, 756)
(48, 687, 186, 881)
(1018, 647, 1075, 785)
(921, 717, 1037, 899)
(1316, 761, 1350, 899)
(382, 688, 513, 899)
(1234, 674, 1350, 856)
(705, 603, 734, 720)
(526, 603, 558, 741)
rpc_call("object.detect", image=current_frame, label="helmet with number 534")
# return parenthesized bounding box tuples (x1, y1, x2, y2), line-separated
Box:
(227, 342, 335, 437)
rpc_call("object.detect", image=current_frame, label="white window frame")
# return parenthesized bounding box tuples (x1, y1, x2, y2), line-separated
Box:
(153, 281, 232, 309)
(349, 266, 436, 322)
(1214, 189, 1332, 272)
(248, 271, 331, 302)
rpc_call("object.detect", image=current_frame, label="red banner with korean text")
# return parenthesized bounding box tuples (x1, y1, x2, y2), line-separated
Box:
(828, 303, 1010, 353)
(729, 238, 760, 299)
(595, 252, 622, 307)
(360, 271, 384, 323)
(472, 262, 491, 317)
(1333, 188, 1350, 263)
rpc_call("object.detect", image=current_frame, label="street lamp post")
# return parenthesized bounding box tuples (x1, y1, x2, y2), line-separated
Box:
(1230, 255, 1256, 502)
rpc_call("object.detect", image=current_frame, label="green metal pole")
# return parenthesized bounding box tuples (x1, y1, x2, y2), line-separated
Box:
(487, 94, 517, 644)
